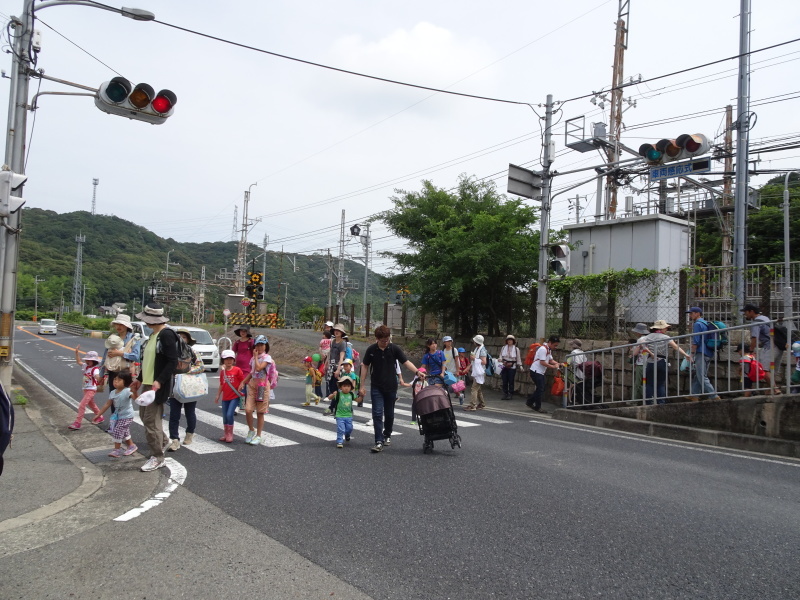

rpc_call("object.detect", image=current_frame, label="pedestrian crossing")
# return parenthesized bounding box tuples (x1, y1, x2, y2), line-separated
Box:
(130, 400, 515, 455)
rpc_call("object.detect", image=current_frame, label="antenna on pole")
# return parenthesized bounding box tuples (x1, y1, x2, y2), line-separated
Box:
(231, 205, 238, 241)
(73, 233, 86, 312)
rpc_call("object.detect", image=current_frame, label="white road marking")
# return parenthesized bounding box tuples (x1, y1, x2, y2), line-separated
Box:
(531, 419, 800, 468)
(113, 458, 187, 521)
(270, 403, 401, 436)
(193, 407, 298, 447)
(132, 415, 233, 455)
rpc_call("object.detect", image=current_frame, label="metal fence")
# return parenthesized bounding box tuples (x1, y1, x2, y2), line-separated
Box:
(556, 319, 798, 409)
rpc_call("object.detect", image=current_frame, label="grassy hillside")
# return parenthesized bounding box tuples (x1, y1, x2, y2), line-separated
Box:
(16, 208, 387, 321)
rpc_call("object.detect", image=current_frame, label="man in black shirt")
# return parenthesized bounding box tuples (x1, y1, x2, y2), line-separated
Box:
(358, 325, 424, 453)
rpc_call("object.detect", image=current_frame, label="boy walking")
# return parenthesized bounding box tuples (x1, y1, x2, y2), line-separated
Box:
(326, 377, 356, 448)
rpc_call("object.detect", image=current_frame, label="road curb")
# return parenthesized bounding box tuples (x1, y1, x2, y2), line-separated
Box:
(0, 403, 104, 534)
(552, 408, 800, 459)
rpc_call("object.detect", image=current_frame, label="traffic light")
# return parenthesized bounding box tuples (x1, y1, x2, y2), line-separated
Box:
(638, 133, 710, 165)
(549, 244, 570, 276)
(0, 169, 27, 217)
(95, 76, 177, 125)
(247, 271, 264, 299)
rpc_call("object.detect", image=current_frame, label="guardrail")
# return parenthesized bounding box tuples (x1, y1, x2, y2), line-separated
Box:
(56, 322, 85, 336)
(557, 319, 798, 409)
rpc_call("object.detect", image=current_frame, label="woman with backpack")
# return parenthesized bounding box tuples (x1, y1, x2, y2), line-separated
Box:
(421, 338, 446, 386)
(499, 334, 522, 400)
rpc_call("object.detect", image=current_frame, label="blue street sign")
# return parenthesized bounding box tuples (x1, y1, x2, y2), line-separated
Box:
(649, 157, 711, 181)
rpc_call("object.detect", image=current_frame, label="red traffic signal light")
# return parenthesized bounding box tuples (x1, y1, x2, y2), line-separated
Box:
(95, 77, 177, 125)
(639, 133, 710, 165)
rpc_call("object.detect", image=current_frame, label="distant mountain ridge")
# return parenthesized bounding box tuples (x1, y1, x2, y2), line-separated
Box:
(16, 208, 386, 319)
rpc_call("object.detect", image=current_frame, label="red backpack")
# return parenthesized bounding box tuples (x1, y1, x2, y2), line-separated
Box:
(524, 343, 542, 367)
(746, 357, 766, 382)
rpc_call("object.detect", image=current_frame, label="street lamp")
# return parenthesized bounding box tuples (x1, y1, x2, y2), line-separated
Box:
(0, 0, 156, 388)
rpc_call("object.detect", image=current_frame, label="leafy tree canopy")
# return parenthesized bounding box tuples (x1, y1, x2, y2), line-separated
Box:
(379, 176, 540, 336)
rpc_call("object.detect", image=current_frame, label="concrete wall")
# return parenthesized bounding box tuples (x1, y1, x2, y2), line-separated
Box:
(596, 395, 800, 441)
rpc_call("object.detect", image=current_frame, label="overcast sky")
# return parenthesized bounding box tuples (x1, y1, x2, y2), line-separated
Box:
(1, 0, 798, 277)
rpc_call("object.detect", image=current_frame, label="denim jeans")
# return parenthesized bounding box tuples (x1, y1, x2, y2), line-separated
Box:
(168, 397, 197, 439)
(501, 367, 517, 396)
(336, 417, 353, 444)
(645, 360, 668, 405)
(221, 399, 237, 425)
(691, 353, 717, 399)
(371, 387, 397, 444)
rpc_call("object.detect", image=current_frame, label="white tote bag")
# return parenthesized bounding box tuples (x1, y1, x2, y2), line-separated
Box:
(174, 373, 209, 402)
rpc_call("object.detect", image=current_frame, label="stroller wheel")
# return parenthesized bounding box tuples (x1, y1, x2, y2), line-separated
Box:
(423, 440, 433, 454)
(455, 434, 462, 448)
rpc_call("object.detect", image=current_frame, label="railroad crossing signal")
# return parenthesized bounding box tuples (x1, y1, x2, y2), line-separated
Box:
(95, 76, 177, 125)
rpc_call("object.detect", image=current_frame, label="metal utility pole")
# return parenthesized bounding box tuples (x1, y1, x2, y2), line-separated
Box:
(732, 0, 751, 318)
(72, 234, 85, 312)
(535, 94, 555, 340)
(326, 248, 333, 312)
(337, 211, 346, 311)
(194, 265, 206, 325)
(361, 223, 371, 320)
(783, 171, 798, 385)
(34, 275, 44, 320)
(604, 0, 630, 219)
(231, 205, 238, 241)
(236, 184, 258, 294)
(91, 178, 99, 215)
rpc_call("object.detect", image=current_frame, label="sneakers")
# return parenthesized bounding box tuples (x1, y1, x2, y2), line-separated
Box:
(140, 456, 166, 472)
(323, 408, 332, 416)
(245, 430, 256, 444)
(410, 420, 417, 426)
(344, 436, 351, 442)
(336, 443, 344, 449)
(384, 437, 391, 446)
(249, 435, 262, 446)
(123, 444, 138, 456)
(370, 442, 383, 453)
(357, 402, 363, 408)
(183, 433, 194, 446)
(91, 415, 105, 424)
(302, 401, 311, 406)
(68, 422, 81, 430)
(315, 398, 320, 405)
(365, 419, 373, 426)
(168, 439, 180, 452)
(108, 448, 123, 458)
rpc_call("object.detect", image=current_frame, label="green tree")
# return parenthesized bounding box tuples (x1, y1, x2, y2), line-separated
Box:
(299, 304, 324, 324)
(379, 176, 540, 336)
(694, 173, 800, 265)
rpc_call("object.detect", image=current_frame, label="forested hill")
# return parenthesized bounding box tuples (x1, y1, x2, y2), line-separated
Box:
(16, 208, 386, 317)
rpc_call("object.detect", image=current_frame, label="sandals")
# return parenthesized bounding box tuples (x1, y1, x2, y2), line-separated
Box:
(463, 406, 477, 411)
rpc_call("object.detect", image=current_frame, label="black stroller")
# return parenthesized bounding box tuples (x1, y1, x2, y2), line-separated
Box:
(412, 384, 462, 453)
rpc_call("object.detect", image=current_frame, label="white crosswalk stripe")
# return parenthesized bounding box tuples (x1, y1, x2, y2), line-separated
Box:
(193, 408, 299, 447)
(135, 415, 234, 454)
(270, 404, 401, 436)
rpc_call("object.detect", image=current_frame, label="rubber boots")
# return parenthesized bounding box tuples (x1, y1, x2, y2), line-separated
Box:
(225, 425, 234, 443)
(219, 426, 228, 442)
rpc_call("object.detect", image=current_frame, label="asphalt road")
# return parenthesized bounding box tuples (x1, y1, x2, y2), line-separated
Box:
(13, 325, 800, 599)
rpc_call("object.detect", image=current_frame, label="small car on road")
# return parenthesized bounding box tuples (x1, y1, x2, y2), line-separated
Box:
(37, 318, 57, 335)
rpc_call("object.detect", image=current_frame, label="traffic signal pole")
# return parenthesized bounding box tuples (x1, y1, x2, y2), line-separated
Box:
(0, 5, 33, 388)
(535, 94, 554, 340)
(0, 1, 155, 388)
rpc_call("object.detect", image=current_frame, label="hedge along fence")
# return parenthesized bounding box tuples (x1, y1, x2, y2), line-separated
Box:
(547, 268, 683, 341)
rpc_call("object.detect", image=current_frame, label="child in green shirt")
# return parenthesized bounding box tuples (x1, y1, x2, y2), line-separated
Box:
(326, 377, 355, 448)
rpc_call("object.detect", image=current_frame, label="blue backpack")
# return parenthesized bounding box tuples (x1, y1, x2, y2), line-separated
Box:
(484, 350, 496, 376)
(701, 319, 728, 351)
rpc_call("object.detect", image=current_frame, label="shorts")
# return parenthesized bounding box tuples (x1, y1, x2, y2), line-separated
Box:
(110, 417, 133, 443)
(245, 379, 269, 414)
